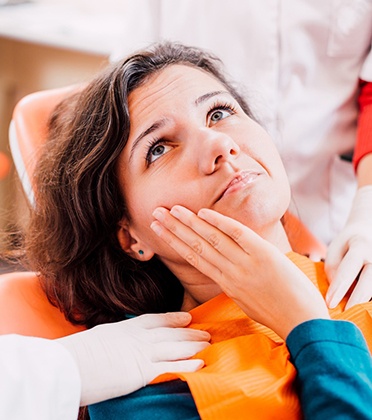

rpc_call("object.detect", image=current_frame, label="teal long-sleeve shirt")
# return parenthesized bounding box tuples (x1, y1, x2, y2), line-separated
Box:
(89, 319, 372, 419)
(287, 319, 372, 419)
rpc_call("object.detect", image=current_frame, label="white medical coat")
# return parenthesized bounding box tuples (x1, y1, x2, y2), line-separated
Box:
(112, 0, 372, 244)
(0, 335, 80, 420)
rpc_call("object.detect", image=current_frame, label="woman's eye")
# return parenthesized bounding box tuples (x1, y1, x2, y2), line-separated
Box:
(147, 142, 172, 164)
(209, 109, 232, 124)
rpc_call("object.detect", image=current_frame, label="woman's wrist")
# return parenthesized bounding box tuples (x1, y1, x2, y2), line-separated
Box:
(286, 319, 366, 359)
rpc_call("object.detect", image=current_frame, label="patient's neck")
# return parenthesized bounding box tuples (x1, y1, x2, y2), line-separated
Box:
(270, 221, 292, 253)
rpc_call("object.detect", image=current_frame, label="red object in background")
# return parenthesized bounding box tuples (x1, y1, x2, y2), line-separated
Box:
(0, 152, 11, 180)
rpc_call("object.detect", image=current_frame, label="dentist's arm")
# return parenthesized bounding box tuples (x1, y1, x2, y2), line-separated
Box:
(326, 81, 372, 309)
(0, 313, 210, 419)
(58, 312, 210, 406)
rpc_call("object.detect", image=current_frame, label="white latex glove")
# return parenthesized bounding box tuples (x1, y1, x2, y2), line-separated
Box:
(57, 312, 210, 406)
(325, 185, 372, 309)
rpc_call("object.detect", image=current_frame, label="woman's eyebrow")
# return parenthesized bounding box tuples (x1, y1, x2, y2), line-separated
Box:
(194, 90, 230, 106)
(129, 118, 168, 162)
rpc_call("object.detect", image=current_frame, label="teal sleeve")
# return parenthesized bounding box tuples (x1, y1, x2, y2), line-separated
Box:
(89, 379, 199, 420)
(287, 319, 372, 419)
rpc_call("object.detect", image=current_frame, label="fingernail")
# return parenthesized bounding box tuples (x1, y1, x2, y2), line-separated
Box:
(198, 208, 213, 221)
(170, 206, 181, 218)
(152, 208, 165, 221)
(150, 221, 162, 235)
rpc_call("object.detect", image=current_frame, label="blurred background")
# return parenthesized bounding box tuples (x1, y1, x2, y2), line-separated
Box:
(0, 0, 144, 265)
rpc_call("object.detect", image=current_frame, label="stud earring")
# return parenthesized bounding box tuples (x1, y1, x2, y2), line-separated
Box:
(138, 250, 144, 255)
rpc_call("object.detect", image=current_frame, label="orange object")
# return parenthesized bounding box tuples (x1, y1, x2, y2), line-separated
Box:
(153, 252, 372, 420)
(282, 211, 326, 259)
(9, 85, 82, 203)
(0, 271, 84, 339)
(0, 152, 11, 180)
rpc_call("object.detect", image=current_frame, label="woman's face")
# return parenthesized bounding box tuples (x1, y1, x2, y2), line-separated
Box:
(117, 64, 290, 262)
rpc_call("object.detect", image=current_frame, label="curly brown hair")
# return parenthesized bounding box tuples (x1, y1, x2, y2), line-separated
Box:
(24, 42, 254, 328)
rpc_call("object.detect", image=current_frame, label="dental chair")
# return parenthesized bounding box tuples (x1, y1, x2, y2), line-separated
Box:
(1, 85, 85, 339)
(0, 86, 327, 339)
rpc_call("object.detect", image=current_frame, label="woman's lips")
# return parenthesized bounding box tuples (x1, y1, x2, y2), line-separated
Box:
(221, 171, 261, 198)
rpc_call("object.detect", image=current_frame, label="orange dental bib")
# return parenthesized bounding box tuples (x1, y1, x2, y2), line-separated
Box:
(153, 252, 372, 419)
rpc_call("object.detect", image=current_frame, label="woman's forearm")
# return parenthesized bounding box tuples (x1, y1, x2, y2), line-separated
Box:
(287, 319, 372, 419)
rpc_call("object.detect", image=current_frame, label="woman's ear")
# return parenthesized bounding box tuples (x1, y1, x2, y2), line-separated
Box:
(117, 220, 154, 261)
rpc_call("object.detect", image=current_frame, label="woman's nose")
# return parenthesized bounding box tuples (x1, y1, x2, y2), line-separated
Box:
(197, 129, 240, 174)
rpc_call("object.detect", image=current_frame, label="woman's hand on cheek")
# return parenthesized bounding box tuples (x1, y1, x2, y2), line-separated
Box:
(151, 206, 330, 339)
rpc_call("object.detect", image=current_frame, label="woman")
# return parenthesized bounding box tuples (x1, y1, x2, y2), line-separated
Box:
(25, 43, 372, 418)
(112, 0, 372, 308)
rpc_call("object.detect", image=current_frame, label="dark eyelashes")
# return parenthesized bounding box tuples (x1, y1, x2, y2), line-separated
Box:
(144, 100, 237, 165)
(145, 137, 163, 165)
(207, 101, 237, 117)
